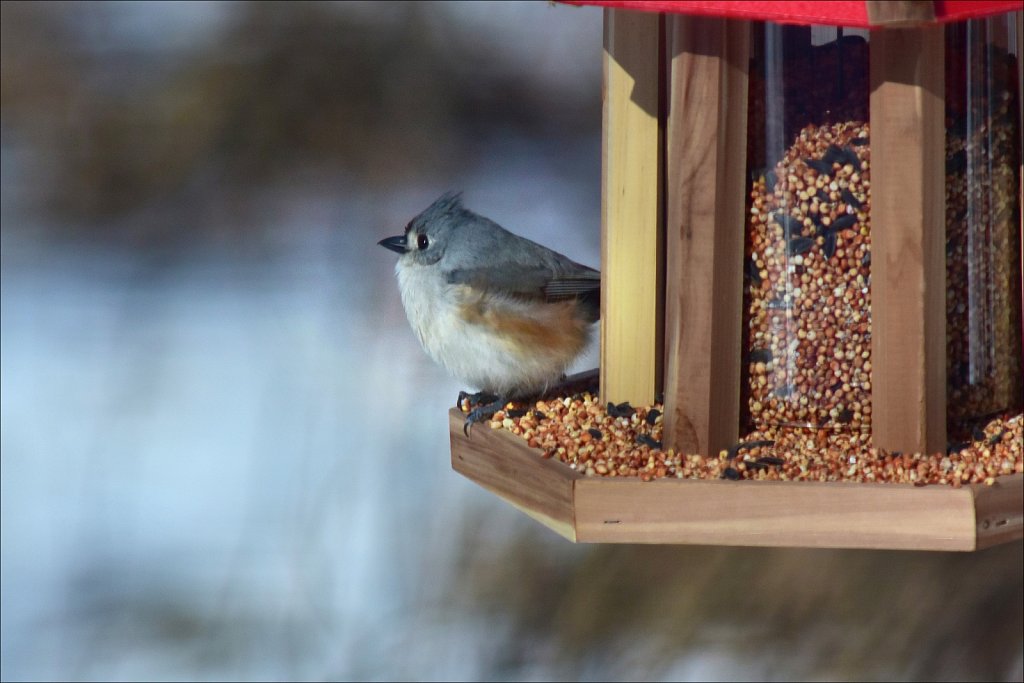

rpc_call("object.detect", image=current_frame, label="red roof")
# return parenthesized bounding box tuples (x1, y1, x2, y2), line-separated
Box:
(560, 1, 1022, 28)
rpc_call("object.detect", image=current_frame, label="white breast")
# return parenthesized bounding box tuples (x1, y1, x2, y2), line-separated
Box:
(394, 260, 590, 397)
(395, 260, 453, 362)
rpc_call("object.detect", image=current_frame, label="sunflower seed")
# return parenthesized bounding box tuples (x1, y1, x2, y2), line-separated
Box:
(636, 434, 662, 449)
(831, 214, 857, 230)
(788, 236, 815, 256)
(805, 158, 833, 175)
(823, 231, 838, 260)
(773, 211, 802, 237)
(841, 188, 862, 209)
(822, 145, 845, 166)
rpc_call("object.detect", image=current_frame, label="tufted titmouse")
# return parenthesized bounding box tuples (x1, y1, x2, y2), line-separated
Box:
(378, 192, 600, 427)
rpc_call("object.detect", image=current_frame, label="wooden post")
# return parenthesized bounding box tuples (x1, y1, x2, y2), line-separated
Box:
(662, 16, 749, 456)
(869, 27, 947, 454)
(1017, 11, 1023, 378)
(601, 9, 664, 408)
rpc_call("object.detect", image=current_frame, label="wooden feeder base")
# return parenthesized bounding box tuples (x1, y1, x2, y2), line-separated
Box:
(450, 409, 1023, 551)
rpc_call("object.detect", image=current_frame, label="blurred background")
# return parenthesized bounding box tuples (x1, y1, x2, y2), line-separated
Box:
(1, 1, 1021, 681)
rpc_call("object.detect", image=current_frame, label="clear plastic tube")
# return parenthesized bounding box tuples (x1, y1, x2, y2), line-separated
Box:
(944, 16, 1023, 427)
(744, 24, 872, 431)
(743, 17, 1023, 434)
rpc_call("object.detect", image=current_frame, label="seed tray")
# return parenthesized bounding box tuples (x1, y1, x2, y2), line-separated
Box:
(449, 407, 1023, 551)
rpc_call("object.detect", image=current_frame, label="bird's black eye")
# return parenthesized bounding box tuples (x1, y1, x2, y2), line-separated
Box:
(417, 234, 429, 250)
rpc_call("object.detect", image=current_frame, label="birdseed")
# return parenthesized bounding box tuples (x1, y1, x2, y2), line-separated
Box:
(462, 392, 1023, 486)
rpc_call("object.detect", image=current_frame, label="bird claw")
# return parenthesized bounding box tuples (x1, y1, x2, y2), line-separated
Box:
(463, 398, 506, 437)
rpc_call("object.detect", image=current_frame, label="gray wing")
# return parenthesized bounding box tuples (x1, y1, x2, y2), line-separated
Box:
(446, 264, 599, 302)
(446, 261, 600, 322)
(443, 212, 600, 318)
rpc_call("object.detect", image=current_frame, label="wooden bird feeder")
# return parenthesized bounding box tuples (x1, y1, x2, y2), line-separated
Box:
(450, 0, 1024, 550)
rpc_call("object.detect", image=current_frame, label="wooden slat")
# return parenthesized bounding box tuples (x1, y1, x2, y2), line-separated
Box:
(600, 8, 664, 408)
(973, 473, 1024, 550)
(662, 16, 749, 456)
(865, 1, 936, 27)
(574, 478, 979, 550)
(1017, 11, 1023, 378)
(450, 411, 1023, 551)
(869, 27, 947, 454)
(449, 409, 579, 541)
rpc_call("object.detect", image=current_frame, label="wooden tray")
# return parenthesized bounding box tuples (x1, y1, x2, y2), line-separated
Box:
(450, 408, 1023, 551)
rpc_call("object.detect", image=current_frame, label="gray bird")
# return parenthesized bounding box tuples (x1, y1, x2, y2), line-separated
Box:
(378, 192, 600, 429)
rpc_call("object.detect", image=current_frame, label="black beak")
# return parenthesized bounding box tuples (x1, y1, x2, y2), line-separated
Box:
(377, 234, 407, 254)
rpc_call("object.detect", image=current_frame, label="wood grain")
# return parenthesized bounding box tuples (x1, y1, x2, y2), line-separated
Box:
(662, 16, 749, 456)
(865, 1, 936, 27)
(449, 410, 1023, 551)
(973, 473, 1024, 550)
(869, 27, 947, 454)
(601, 8, 664, 408)
(1017, 11, 1023, 383)
(449, 409, 578, 541)
(574, 478, 978, 550)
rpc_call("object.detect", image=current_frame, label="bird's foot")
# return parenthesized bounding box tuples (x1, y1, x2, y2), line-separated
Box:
(457, 390, 498, 411)
(463, 397, 507, 437)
